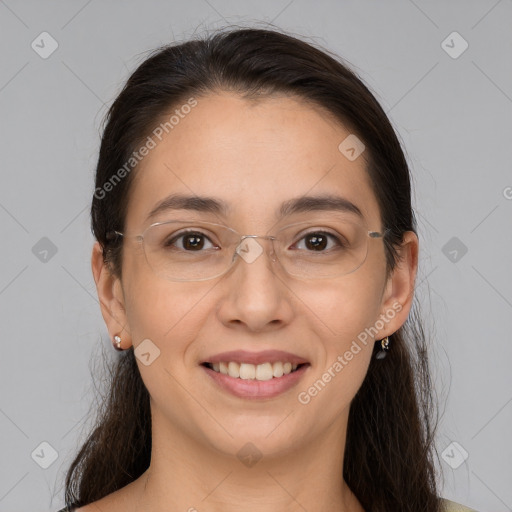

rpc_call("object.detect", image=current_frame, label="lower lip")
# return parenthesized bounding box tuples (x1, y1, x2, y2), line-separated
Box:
(201, 364, 310, 399)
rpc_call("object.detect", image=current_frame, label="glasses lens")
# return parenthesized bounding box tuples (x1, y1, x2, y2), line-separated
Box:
(143, 221, 237, 281)
(274, 216, 371, 278)
(141, 217, 379, 281)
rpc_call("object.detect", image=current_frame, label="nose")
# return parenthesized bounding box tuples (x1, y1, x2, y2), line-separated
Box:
(216, 236, 293, 332)
(234, 235, 277, 264)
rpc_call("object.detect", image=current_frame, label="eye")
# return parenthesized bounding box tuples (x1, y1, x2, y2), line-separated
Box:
(165, 230, 218, 251)
(292, 230, 346, 252)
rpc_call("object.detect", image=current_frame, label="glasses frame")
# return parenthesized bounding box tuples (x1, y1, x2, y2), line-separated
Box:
(107, 218, 390, 282)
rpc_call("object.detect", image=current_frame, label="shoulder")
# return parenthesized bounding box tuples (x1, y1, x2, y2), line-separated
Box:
(440, 497, 479, 512)
(59, 497, 478, 512)
(55, 506, 90, 512)
(56, 485, 135, 512)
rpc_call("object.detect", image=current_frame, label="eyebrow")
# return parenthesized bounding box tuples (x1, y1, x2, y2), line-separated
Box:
(145, 193, 364, 223)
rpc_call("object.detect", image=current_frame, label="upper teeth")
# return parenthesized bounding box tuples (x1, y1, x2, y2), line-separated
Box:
(211, 361, 299, 380)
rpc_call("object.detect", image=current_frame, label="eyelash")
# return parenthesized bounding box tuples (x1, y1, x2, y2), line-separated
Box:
(165, 229, 346, 251)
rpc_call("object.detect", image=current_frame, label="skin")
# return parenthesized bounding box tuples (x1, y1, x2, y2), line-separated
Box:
(84, 91, 418, 512)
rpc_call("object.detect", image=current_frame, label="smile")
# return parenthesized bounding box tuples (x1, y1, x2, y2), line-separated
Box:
(203, 361, 306, 380)
(201, 362, 311, 399)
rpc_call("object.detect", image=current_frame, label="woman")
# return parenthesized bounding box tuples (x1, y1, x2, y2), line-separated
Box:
(58, 27, 478, 512)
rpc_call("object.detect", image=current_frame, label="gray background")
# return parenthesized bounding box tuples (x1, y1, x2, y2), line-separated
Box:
(0, 1, 511, 511)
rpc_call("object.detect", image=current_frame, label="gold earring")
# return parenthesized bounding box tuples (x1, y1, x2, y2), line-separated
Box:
(375, 336, 390, 359)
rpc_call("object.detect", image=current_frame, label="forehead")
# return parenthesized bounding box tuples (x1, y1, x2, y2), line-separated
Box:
(125, 91, 381, 230)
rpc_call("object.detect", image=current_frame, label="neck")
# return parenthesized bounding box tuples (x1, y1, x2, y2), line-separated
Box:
(131, 408, 364, 512)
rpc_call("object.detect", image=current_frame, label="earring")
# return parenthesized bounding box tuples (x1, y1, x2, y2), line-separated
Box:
(113, 334, 124, 351)
(375, 336, 390, 359)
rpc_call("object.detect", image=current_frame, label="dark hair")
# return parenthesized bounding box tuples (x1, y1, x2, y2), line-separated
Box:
(63, 26, 441, 511)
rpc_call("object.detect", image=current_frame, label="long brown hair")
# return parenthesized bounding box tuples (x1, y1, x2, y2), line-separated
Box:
(63, 26, 441, 512)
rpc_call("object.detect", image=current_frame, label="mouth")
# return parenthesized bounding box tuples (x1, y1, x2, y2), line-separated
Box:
(201, 361, 310, 380)
(200, 360, 311, 399)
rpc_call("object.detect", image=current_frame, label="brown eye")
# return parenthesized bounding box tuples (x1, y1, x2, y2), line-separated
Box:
(166, 231, 215, 251)
(294, 231, 344, 252)
(304, 233, 328, 251)
(182, 234, 206, 250)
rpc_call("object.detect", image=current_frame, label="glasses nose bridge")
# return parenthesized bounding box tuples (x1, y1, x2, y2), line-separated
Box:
(240, 234, 276, 242)
(235, 233, 278, 263)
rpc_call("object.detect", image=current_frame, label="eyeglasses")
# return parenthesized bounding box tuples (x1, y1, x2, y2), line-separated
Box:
(108, 216, 389, 282)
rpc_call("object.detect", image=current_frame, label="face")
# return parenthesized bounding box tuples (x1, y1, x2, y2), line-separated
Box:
(93, 91, 417, 464)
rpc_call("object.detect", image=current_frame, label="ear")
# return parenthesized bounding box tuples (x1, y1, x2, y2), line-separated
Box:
(377, 231, 419, 337)
(91, 241, 131, 348)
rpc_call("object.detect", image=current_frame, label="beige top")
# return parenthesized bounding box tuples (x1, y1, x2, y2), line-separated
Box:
(441, 497, 478, 511)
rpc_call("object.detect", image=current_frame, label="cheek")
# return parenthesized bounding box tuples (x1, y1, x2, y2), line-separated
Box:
(291, 271, 384, 341)
(121, 254, 211, 349)
(297, 280, 378, 416)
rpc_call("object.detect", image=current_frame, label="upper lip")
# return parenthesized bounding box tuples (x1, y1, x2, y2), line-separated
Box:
(202, 350, 309, 366)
